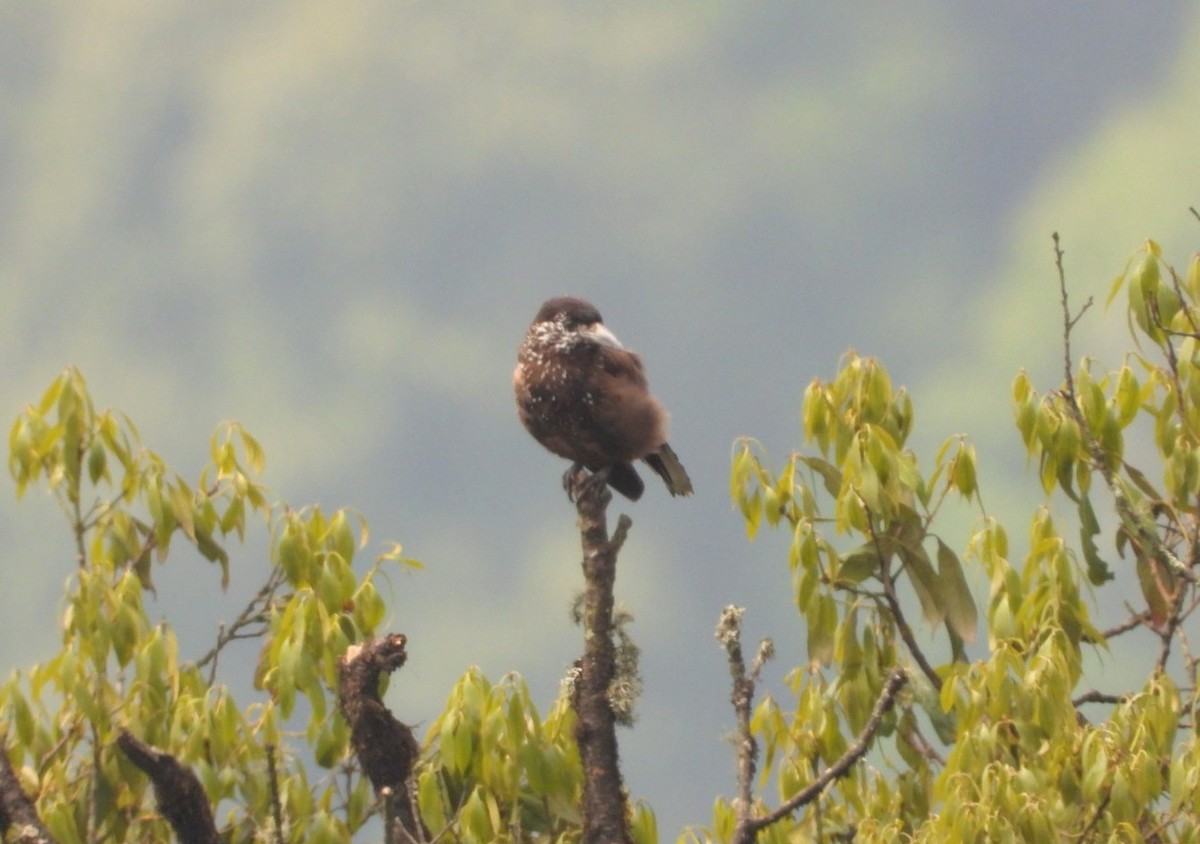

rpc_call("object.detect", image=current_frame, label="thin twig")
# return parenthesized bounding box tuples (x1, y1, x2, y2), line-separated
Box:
(1155, 586, 1188, 674)
(1072, 689, 1128, 707)
(88, 721, 101, 844)
(717, 606, 768, 844)
(901, 719, 947, 767)
(865, 514, 941, 691)
(194, 567, 287, 683)
(1102, 610, 1149, 640)
(265, 744, 285, 844)
(1052, 234, 1190, 582)
(1052, 233, 1092, 411)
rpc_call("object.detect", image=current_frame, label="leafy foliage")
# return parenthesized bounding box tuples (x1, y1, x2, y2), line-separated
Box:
(708, 237, 1200, 841)
(7, 235, 1200, 843)
(1, 368, 610, 843)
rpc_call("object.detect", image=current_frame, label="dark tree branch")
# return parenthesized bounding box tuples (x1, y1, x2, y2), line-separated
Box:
(570, 467, 634, 844)
(116, 730, 219, 844)
(0, 739, 56, 844)
(1103, 609, 1150, 640)
(901, 718, 947, 768)
(731, 668, 907, 844)
(336, 633, 424, 844)
(1156, 586, 1188, 675)
(1072, 689, 1128, 707)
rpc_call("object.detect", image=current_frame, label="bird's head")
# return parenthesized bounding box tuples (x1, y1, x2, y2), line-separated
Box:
(529, 296, 625, 351)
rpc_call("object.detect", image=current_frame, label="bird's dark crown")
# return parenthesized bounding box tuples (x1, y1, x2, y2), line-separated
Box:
(533, 296, 603, 329)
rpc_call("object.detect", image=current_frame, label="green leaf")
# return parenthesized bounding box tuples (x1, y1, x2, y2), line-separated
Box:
(896, 708, 924, 770)
(277, 522, 308, 583)
(43, 802, 85, 844)
(800, 456, 842, 497)
(239, 427, 266, 474)
(1077, 496, 1114, 585)
(168, 482, 195, 541)
(937, 539, 977, 643)
(807, 593, 836, 664)
(1015, 398, 1038, 452)
(739, 485, 763, 539)
(1137, 553, 1174, 626)
(86, 440, 106, 484)
(460, 787, 491, 841)
(1114, 365, 1141, 426)
(631, 802, 658, 844)
(194, 527, 230, 590)
(1122, 461, 1161, 499)
(837, 544, 880, 584)
(314, 715, 346, 768)
(417, 770, 448, 833)
(712, 797, 735, 843)
(895, 535, 943, 628)
(1106, 263, 1130, 307)
(329, 510, 357, 565)
(763, 484, 781, 526)
(951, 442, 977, 499)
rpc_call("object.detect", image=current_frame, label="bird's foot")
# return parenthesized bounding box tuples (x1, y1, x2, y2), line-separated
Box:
(563, 464, 610, 503)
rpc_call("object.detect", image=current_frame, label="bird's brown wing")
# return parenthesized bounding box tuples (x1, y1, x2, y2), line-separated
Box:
(587, 346, 667, 463)
(597, 344, 648, 387)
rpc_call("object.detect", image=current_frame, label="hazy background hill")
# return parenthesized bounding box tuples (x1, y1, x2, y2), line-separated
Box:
(3, 3, 1199, 834)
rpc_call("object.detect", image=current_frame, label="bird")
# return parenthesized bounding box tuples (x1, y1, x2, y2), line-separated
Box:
(513, 296, 693, 501)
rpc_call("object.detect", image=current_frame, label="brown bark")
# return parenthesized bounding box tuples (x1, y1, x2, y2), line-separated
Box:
(116, 730, 220, 844)
(0, 740, 56, 844)
(336, 633, 423, 843)
(571, 470, 634, 844)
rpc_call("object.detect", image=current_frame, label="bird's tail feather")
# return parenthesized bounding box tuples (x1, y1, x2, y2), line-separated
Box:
(644, 444, 693, 497)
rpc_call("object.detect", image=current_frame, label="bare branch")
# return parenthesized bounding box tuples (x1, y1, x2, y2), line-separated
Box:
(1156, 586, 1188, 675)
(900, 719, 947, 767)
(1052, 233, 1093, 404)
(194, 566, 287, 683)
(1103, 610, 1149, 640)
(735, 668, 907, 843)
(1072, 689, 1128, 707)
(716, 606, 769, 844)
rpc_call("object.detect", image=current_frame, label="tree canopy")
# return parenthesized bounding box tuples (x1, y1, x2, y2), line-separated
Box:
(4, 233, 1200, 842)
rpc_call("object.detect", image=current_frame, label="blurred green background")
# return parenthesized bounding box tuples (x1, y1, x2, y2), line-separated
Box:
(3, 3, 1199, 834)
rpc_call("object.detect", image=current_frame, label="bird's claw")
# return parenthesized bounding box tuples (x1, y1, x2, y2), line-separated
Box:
(563, 464, 610, 503)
